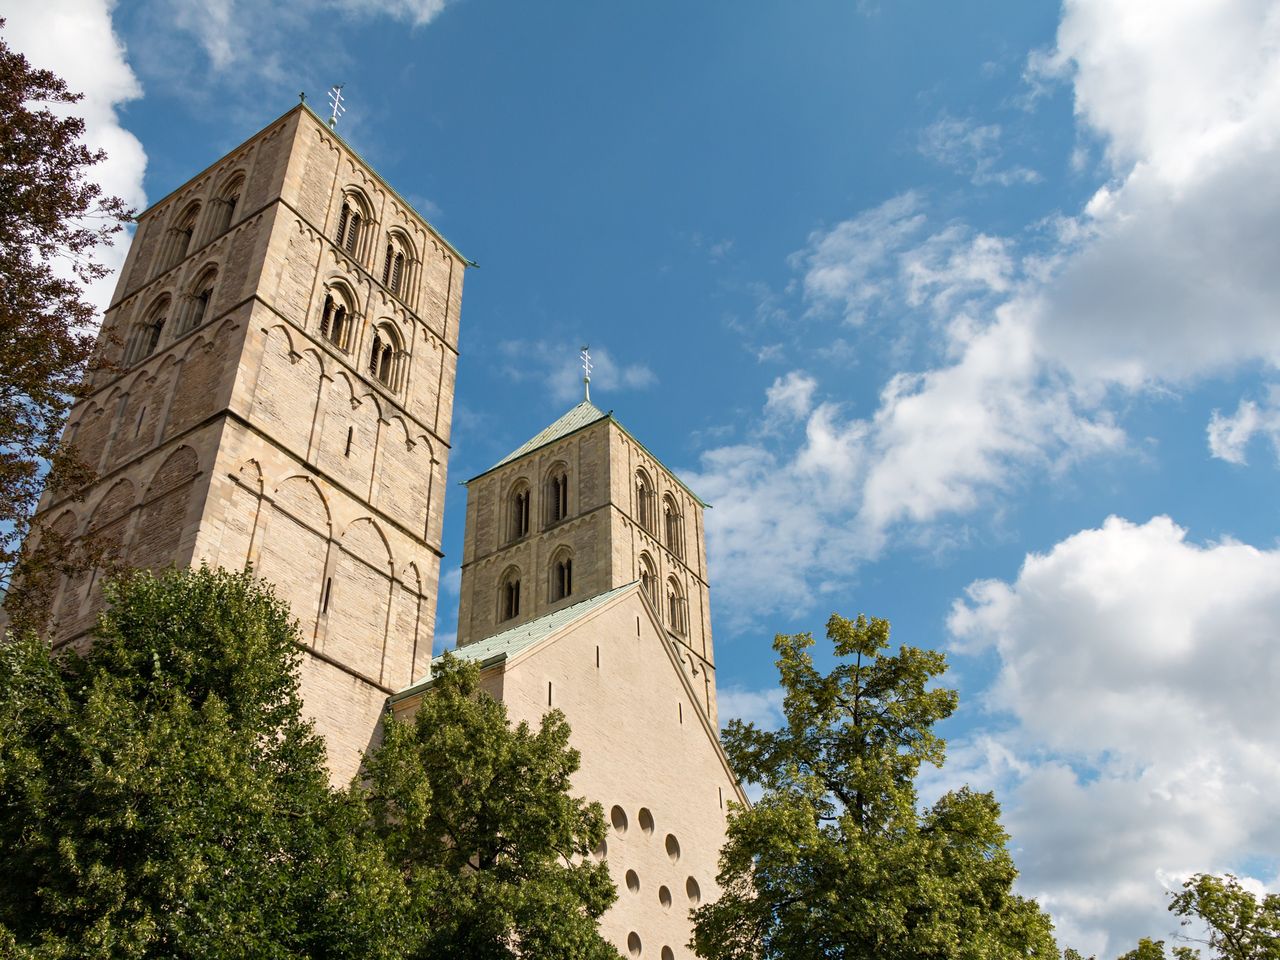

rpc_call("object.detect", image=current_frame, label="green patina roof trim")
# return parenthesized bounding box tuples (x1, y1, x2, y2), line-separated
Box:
(465, 400, 710, 508)
(389, 581, 639, 704)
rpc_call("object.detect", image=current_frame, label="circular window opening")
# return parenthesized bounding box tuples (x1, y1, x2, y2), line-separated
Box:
(628, 932, 642, 958)
(658, 885, 672, 910)
(594, 838, 607, 860)
(686, 876, 701, 905)
(661, 949, 675, 960)
(638, 807, 655, 835)
(625, 869, 640, 894)
(665, 833, 681, 862)
(611, 805, 629, 835)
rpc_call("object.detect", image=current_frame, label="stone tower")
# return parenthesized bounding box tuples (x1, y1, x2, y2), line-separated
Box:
(455, 398, 719, 722)
(31, 104, 465, 780)
(392, 399, 741, 957)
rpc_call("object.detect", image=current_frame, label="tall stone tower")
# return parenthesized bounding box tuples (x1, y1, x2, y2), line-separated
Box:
(31, 104, 465, 780)
(393, 397, 741, 957)
(454, 398, 719, 722)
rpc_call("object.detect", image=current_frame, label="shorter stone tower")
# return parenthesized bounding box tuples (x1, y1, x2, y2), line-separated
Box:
(455, 399, 719, 721)
(28, 104, 466, 781)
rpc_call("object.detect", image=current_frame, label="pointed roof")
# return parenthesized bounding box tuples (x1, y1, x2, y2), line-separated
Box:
(466, 400, 710, 507)
(390, 582, 638, 703)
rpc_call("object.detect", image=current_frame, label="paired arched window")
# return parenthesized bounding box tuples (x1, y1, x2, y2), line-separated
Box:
(550, 548, 573, 602)
(663, 494, 683, 559)
(639, 553, 657, 605)
(666, 577, 688, 635)
(124, 297, 169, 365)
(334, 193, 367, 258)
(319, 290, 353, 350)
(545, 464, 569, 525)
(499, 567, 522, 622)
(635, 469, 656, 533)
(507, 480, 531, 542)
(178, 266, 217, 334)
(368, 324, 401, 389)
(167, 202, 201, 270)
(210, 174, 243, 236)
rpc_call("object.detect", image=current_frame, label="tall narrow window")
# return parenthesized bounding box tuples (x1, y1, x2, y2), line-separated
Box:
(500, 568, 522, 622)
(125, 298, 169, 365)
(168, 203, 200, 270)
(368, 326, 398, 388)
(319, 292, 350, 350)
(663, 494, 683, 559)
(382, 242, 395, 285)
(551, 551, 573, 602)
(211, 175, 243, 236)
(508, 482, 531, 542)
(335, 198, 363, 256)
(639, 553, 657, 605)
(636, 470, 656, 533)
(666, 578, 688, 635)
(546, 466, 569, 525)
(390, 251, 405, 295)
(180, 267, 217, 334)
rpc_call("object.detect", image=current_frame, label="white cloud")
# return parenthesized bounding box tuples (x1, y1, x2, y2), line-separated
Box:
(1207, 385, 1280, 466)
(918, 114, 1040, 187)
(2, 0, 148, 316)
(764, 371, 817, 426)
(717, 684, 784, 731)
(948, 516, 1280, 955)
(497, 340, 656, 407)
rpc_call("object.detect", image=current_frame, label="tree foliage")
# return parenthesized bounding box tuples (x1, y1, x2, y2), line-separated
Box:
(0, 566, 618, 959)
(692, 613, 1059, 960)
(362, 654, 620, 960)
(1115, 874, 1280, 960)
(0, 20, 130, 619)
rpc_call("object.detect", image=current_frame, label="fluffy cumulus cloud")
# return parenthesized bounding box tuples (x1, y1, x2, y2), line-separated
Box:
(2, 0, 148, 314)
(946, 516, 1280, 955)
(697, 0, 1280, 618)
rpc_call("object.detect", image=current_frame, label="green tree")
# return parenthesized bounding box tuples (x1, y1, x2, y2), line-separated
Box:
(361, 653, 621, 960)
(0, 566, 406, 959)
(0, 21, 131, 621)
(692, 613, 1058, 960)
(1118, 874, 1280, 960)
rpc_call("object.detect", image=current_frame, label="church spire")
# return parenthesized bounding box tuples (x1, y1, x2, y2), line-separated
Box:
(580, 344, 592, 402)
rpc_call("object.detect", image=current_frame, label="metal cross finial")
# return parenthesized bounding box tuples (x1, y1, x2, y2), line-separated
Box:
(580, 345, 592, 402)
(327, 84, 346, 130)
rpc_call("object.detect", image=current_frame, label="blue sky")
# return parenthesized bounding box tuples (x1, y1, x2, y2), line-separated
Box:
(7, 0, 1280, 953)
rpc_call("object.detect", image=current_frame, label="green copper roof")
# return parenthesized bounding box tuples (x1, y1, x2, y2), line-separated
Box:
(486, 400, 609, 472)
(466, 400, 710, 507)
(390, 581, 638, 703)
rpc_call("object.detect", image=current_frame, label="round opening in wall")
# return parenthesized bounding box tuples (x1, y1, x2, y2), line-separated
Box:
(626, 869, 640, 894)
(594, 839, 607, 860)
(661, 948, 675, 960)
(628, 932, 642, 957)
(686, 877, 701, 905)
(611, 805, 628, 835)
(638, 807, 655, 835)
(665, 833, 681, 862)
(658, 885, 672, 909)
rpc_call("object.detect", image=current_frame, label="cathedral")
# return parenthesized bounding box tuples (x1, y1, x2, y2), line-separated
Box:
(29, 102, 742, 958)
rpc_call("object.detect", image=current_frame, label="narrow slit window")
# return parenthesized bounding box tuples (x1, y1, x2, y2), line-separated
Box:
(344, 426, 354, 457)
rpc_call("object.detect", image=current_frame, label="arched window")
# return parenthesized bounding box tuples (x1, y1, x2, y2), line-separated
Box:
(663, 494, 683, 559)
(334, 193, 367, 258)
(167, 202, 201, 270)
(666, 577, 688, 635)
(367, 324, 400, 389)
(381, 242, 408, 297)
(550, 548, 573, 602)
(507, 480, 531, 542)
(125, 297, 169, 365)
(499, 567, 522, 622)
(318, 290, 353, 350)
(545, 464, 569, 526)
(639, 553, 657, 606)
(635, 469, 656, 533)
(178, 266, 217, 334)
(210, 174, 243, 236)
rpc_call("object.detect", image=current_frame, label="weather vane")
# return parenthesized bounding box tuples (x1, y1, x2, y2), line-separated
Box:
(327, 84, 346, 130)
(580, 345, 592, 402)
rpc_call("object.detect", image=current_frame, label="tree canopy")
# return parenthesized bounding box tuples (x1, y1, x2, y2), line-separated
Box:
(0, 20, 130, 625)
(0, 566, 619, 959)
(1114, 874, 1280, 960)
(691, 612, 1059, 960)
